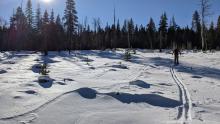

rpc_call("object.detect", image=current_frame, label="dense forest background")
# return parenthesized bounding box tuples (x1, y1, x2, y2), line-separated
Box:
(0, 0, 220, 51)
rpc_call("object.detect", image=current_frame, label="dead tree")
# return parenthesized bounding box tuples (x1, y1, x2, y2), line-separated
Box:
(200, 0, 212, 51)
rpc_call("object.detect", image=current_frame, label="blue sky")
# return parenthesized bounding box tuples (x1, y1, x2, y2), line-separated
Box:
(0, 0, 220, 27)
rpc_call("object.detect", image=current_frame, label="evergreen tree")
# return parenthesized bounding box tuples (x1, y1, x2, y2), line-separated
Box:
(192, 11, 201, 49)
(207, 21, 215, 49)
(64, 0, 78, 51)
(159, 13, 168, 49)
(116, 19, 121, 47)
(42, 10, 49, 54)
(192, 11, 201, 32)
(55, 15, 65, 50)
(8, 12, 17, 49)
(127, 19, 135, 48)
(168, 16, 178, 48)
(35, 3, 42, 32)
(25, 0, 33, 29)
(147, 18, 156, 49)
(42, 10, 49, 25)
(15, 7, 28, 50)
(50, 9, 55, 24)
(216, 16, 220, 48)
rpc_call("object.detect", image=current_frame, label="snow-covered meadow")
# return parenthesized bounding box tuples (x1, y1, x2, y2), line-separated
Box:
(0, 50, 219, 124)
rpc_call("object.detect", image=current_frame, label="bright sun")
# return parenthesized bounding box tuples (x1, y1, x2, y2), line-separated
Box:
(42, 0, 52, 3)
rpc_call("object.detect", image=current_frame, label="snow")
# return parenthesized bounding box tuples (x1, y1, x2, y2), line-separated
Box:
(0, 50, 219, 124)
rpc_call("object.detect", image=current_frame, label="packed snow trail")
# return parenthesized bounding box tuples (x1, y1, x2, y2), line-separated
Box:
(170, 67, 192, 124)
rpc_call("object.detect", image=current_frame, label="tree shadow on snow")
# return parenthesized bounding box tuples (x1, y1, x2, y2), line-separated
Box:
(129, 80, 151, 89)
(107, 92, 181, 108)
(38, 76, 54, 88)
(75, 87, 181, 108)
(148, 57, 220, 80)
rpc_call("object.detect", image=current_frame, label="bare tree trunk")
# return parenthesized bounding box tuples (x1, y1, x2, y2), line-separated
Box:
(127, 31, 130, 48)
(200, 0, 212, 51)
(159, 31, 162, 52)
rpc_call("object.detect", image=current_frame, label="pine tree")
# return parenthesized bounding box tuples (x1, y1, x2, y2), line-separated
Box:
(55, 15, 65, 50)
(64, 0, 78, 51)
(127, 19, 134, 48)
(192, 11, 201, 49)
(15, 6, 28, 50)
(43, 10, 49, 25)
(159, 13, 168, 50)
(216, 16, 220, 48)
(35, 3, 42, 32)
(56, 15, 62, 28)
(25, 0, 33, 29)
(168, 16, 178, 48)
(116, 19, 121, 47)
(192, 11, 201, 32)
(50, 9, 55, 24)
(42, 10, 49, 55)
(207, 21, 215, 50)
(147, 18, 156, 49)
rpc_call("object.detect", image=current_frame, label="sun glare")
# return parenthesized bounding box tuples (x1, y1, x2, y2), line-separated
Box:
(42, 0, 52, 3)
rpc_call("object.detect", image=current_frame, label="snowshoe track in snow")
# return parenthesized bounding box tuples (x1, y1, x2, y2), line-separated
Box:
(170, 67, 192, 124)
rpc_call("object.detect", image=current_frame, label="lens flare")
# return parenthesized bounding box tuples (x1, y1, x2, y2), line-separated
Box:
(42, 0, 52, 3)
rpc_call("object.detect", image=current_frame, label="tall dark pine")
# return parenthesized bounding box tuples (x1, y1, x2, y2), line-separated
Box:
(159, 13, 168, 50)
(15, 7, 28, 50)
(207, 21, 215, 49)
(127, 19, 134, 48)
(147, 18, 156, 49)
(8, 12, 17, 49)
(35, 3, 42, 32)
(55, 15, 65, 51)
(25, 0, 33, 29)
(116, 19, 121, 47)
(50, 9, 55, 24)
(168, 16, 178, 48)
(42, 10, 49, 55)
(64, 0, 78, 51)
(217, 16, 220, 49)
(42, 10, 49, 25)
(192, 11, 201, 49)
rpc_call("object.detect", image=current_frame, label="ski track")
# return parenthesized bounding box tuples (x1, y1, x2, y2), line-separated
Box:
(0, 88, 81, 121)
(170, 67, 192, 124)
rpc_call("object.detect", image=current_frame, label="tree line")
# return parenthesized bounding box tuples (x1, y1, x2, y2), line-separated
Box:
(0, 0, 220, 52)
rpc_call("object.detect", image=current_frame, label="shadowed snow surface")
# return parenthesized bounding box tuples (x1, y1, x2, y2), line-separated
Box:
(0, 50, 219, 124)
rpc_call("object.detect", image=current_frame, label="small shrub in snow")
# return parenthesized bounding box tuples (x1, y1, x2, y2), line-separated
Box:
(124, 49, 131, 61)
(132, 49, 136, 54)
(40, 64, 50, 75)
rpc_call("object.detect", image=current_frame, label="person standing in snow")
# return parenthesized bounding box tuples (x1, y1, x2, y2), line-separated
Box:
(173, 48, 180, 65)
